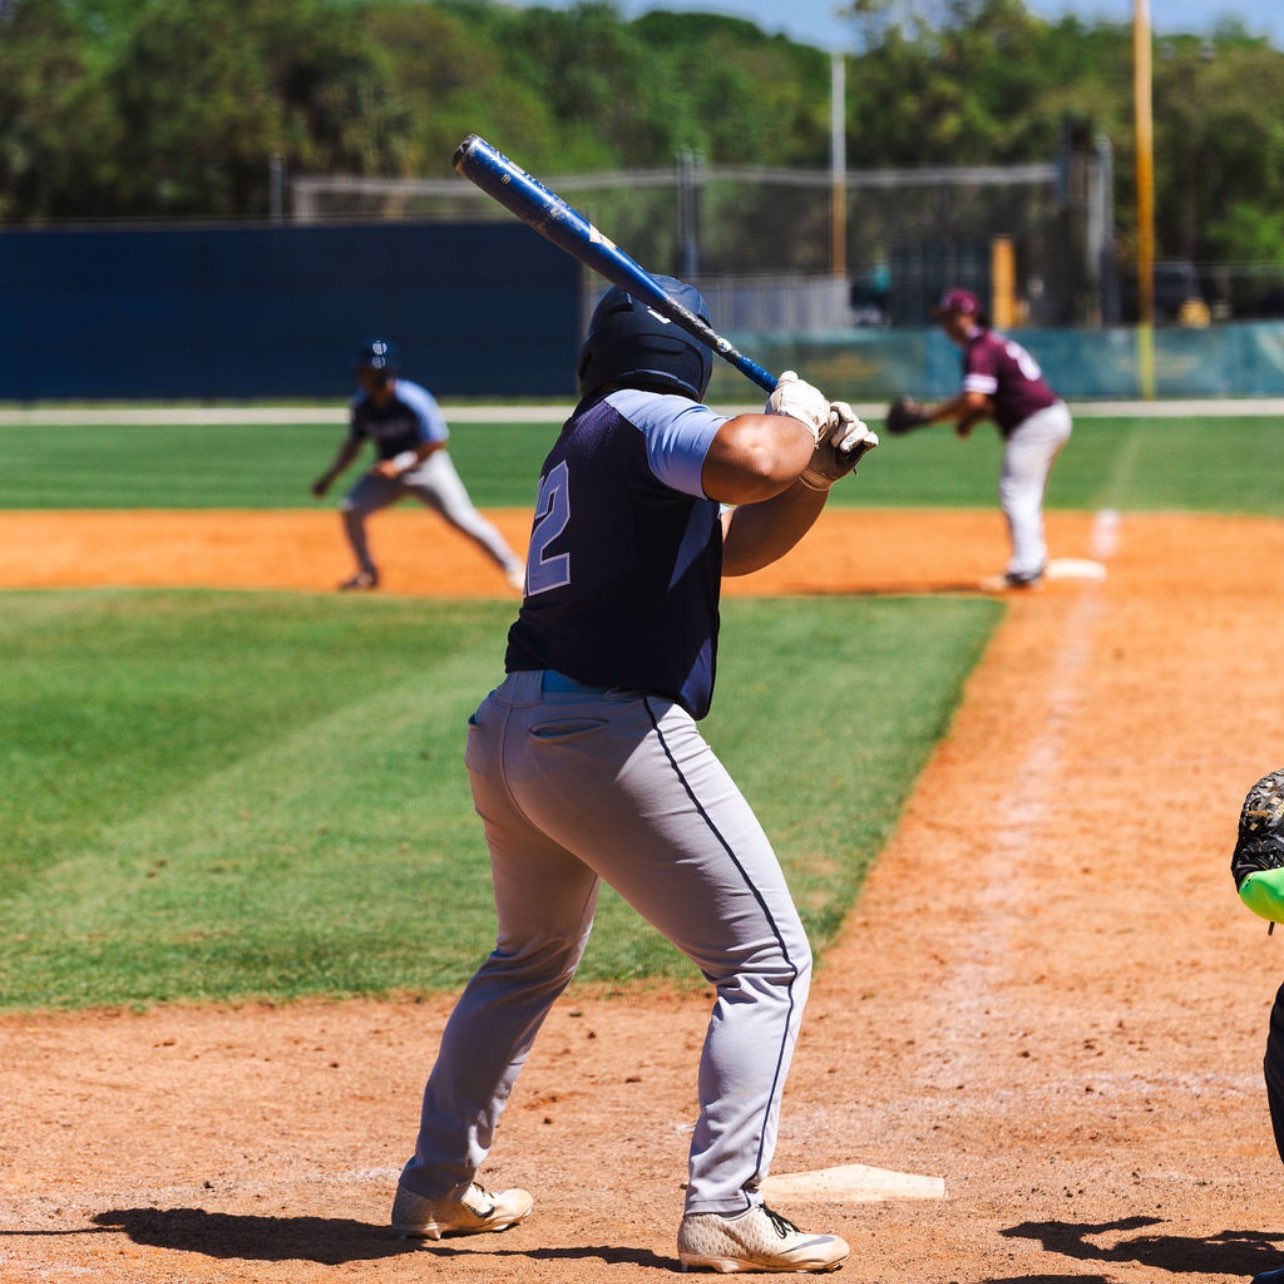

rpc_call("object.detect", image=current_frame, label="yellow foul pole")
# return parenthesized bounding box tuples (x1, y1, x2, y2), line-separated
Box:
(1133, 0, 1156, 397)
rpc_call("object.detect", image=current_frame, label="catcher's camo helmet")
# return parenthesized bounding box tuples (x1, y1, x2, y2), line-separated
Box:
(1232, 768, 1284, 922)
(577, 277, 714, 401)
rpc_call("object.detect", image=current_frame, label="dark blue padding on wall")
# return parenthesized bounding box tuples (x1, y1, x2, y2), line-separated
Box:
(0, 222, 581, 400)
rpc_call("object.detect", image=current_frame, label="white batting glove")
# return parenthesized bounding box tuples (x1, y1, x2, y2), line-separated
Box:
(830, 401, 877, 452)
(800, 401, 879, 490)
(765, 370, 831, 443)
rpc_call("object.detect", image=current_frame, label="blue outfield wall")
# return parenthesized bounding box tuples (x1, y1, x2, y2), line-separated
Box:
(4, 218, 1284, 403)
(0, 222, 581, 401)
(708, 320, 1284, 404)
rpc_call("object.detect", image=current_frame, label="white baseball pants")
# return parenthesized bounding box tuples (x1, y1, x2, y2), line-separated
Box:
(998, 400, 1073, 580)
(339, 451, 522, 577)
(400, 669, 812, 1217)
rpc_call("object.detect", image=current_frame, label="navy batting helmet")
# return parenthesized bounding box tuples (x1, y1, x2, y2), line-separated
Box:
(354, 337, 400, 374)
(576, 277, 714, 401)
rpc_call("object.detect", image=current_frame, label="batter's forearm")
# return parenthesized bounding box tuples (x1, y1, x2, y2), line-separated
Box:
(720, 482, 827, 577)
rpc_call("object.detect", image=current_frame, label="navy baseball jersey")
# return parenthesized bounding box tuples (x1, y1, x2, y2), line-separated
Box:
(960, 329, 1058, 436)
(349, 378, 449, 459)
(504, 388, 728, 719)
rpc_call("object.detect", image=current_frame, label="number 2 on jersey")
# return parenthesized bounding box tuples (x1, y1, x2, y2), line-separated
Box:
(526, 460, 572, 595)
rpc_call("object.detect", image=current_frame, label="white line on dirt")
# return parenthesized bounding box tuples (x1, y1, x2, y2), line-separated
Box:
(926, 508, 1121, 1083)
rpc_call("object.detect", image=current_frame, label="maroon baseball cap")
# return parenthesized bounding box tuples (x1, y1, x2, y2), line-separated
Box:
(933, 288, 981, 317)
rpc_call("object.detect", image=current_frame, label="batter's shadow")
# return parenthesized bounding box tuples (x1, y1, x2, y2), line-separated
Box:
(1000, 1214, 1284, 1277)
(89, 1207, 671, 1269)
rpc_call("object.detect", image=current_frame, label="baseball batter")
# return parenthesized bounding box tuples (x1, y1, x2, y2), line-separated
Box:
(390, 278, 876, 1272)
(896, 288, 1072, 591)
(310, 339, 525, 592)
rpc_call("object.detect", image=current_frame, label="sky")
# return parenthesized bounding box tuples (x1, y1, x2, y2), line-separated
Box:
(515, 0, 1284, 50)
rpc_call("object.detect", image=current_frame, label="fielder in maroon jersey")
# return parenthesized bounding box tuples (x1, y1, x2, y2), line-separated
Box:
(920, 288, 1073, 590)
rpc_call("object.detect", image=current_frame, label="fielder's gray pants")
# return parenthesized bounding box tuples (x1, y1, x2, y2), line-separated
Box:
(999, 400, 1073, 580)
(339, 452, 521, 576)
(401, 670, 812, 1217)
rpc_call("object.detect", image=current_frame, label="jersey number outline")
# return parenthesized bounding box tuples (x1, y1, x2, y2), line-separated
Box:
(1003, 339, 1043, 382)
(527, 460, 572, 595)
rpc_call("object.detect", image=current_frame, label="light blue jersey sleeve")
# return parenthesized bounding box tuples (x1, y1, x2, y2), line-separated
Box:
(394, 379, 450, 445)
(605, 389, 728, 498)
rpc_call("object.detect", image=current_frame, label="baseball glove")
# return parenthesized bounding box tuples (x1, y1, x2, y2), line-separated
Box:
(1232, 768, 1284, 922)
(884, 395, 932, 436)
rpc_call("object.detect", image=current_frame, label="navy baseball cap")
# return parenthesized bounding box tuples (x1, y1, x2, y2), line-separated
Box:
(933, 288, 981, 317)
(355, 337, 400, 373)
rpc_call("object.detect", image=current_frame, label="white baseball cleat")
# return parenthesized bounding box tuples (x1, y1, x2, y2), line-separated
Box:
(504, 563, 526, 593)
(391, 1180, 533, 1240)
(677, 1203, 849, 1273)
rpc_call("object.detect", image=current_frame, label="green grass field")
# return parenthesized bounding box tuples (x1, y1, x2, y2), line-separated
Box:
(0, 590, 999, 1010)
(1, 404, 1275, 1011)
(2, 414, 1282, 513)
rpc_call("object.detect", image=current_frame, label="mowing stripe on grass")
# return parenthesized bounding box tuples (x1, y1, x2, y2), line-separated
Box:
(0, 590, 1002, 1010)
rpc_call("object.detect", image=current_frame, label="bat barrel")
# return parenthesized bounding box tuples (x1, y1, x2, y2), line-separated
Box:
(453, 135, 607, 267)
(453, 135, 779, 395)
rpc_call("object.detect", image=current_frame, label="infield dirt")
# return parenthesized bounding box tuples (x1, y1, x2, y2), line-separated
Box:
(2, 506, 1284, 1284)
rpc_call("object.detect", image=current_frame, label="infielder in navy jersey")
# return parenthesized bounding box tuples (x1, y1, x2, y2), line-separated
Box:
(919, 288, 1073, 590)
(310, 339, 525, 592)
(390, 279, 877, 1272)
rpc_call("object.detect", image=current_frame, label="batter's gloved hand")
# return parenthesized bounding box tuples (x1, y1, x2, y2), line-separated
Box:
(884, 395, 933, 436)
(801, 401, 879, 491)
(766, 370, 831, 442)
(1232, 768, 1284, 923)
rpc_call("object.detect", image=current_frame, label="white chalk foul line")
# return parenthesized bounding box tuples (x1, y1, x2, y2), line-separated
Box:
(925, 509, 1121, 1083)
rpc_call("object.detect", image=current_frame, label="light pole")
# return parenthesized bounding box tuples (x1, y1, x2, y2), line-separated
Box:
(831, 50, 847, 280)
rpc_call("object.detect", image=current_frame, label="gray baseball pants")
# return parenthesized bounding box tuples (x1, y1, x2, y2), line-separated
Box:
(400, 669, 812, 1216)
(999, 399, 1073, 579)
(339, 452, 521, 576)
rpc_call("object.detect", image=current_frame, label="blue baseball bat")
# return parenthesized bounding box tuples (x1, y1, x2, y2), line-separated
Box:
(452, 134, 778, 394)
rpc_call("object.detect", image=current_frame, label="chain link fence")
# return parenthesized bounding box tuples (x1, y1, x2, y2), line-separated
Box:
(291, 159, 1284, 329)
(292, 161, 1077, 328)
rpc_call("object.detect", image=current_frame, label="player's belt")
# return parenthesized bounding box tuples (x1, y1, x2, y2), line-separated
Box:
(541, 670, 614, 696)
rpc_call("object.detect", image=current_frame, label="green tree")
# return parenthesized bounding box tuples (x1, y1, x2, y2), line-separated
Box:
(104, 0, 411, 217)
(2, 0, 1284, 274)
(0, 0, 118, 220)
(1153, 31, 1284, 260)
(359, 2, 554, 176)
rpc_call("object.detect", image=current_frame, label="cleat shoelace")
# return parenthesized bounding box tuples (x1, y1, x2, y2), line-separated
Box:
(763, 1205, 801, 1240)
